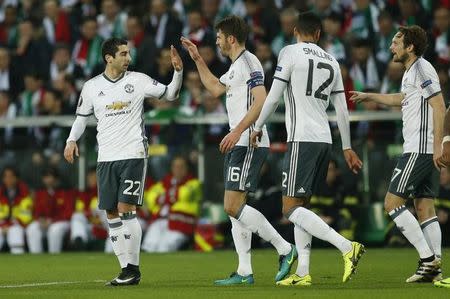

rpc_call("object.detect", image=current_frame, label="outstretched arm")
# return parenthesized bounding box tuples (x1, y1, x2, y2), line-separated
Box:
(181, 37, 225, 97)
(161, 45, 183, 101)
(349, 91, 404, 106)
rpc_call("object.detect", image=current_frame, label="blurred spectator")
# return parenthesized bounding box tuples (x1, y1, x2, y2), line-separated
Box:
(197, 43, 228, 77)
(145, 0, 183, 49)
(70, 167, 108, 250)
(200, 89, 227, 143)
(0, 5, 19, 49)
(0, 1, 18, 23)
(375, 10, 397, 71)
(0, 90, 16, 151)
(43, 0, 71, 45)
(68, 0, 97, 42)
(21, 151, 46, 190)
(97, 0, 127, 39)
(255, 41, 276, 90)
(182, 9, 215, 47)
(26, 168, 74, 253)
(321, 12, 346, 62)
(311, 0, 341, 18)
(126, 14, 157, 76)
(72, 17, 103, 77)
(217, 0, 245, 21)
(310, 159, 360, 241)
(397, 0, 428, 28)
(431, 6, 450, 64)
(15, 19, 52, 81)
(53, 74, 79, 113)
(178, 70, 203, 116)
(243, 0, 279, 46)
(436, 63, 450, 103)
(48, 43, 85, 90)
(18, 71, 45, 117)
(436, 168, 450, 246)
(0, 47, 21, 98)
(201, 0, 221, 27)
(349, 38, 381, 91)
(0, 166, 32, 254)
(39, 89, 67, 154)
(344, 0, 381, 39)
(380, 61, 404, 95)
(142, 156, 201, 252)
(271, 7, 297, 56)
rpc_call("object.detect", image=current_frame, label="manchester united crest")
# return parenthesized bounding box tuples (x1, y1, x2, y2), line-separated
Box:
(124, 84, 134, 93)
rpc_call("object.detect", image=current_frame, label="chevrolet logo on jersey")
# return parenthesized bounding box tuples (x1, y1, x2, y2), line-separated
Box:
(106, 101, 131, 110)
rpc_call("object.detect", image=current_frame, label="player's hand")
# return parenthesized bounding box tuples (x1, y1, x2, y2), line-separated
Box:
(219, 131, 240, 154)
(170, 45, 183, 72)
(250, 130, 262, 148)
(349, 91, 368, 104)
(64, 141, 79, 164)
(437, 142, 450, 168)
(343, 149, 363, 174)
(180, 37, 201, 62)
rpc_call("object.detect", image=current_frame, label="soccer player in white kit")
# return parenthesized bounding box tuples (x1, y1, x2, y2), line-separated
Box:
(181, 15, 297, 285)
(351, 25, 445, 283)
(251, 11, 365, 286)
(64, 37, 183, 286)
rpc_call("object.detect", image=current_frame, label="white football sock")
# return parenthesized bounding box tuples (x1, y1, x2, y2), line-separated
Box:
(107, 217, 128, 268)
(294, 224, 312, 277)
(238, 205, 291, 256)
(120, 211, 142, 266)
(421, 216, 442, 258)
(230, 216, 252, 276)
(389, 205, 433, 259)
(288, 207, 352, 254)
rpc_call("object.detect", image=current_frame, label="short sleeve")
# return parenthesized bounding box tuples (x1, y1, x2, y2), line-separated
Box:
(273, 46, 293, 83)
(142, 74, 168, 99)
(416, 61, 441, 100)
(76, 84, 94, 116)
(241, 54, 264, 89)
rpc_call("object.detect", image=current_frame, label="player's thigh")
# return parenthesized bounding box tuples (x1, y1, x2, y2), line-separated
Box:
(97, 161, 120, 211)
(117, 158, 147, 207)
(282, 142, 330, 198)
(224, 146, 268, 193)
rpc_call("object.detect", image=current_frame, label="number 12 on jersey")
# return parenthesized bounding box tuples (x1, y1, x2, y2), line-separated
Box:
(306, 59, 334, 101)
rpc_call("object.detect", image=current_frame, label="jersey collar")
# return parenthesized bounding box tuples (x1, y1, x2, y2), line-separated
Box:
(102, 71, 125, 83)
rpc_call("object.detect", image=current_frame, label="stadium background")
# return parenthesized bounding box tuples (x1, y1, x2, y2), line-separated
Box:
(0, 0, 450, 253)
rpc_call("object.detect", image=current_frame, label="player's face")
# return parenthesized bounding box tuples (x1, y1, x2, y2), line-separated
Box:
(390, 33, 409, 64)
(110, 44, 131, 72)
(216, 30, 231, 57)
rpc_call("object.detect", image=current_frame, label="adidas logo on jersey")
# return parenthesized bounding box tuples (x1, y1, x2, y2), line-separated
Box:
(98, 91, 105, 96)
(297, 187, 305, 193)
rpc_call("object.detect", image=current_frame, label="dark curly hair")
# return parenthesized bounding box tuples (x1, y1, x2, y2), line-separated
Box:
(398, 25, 428, 57)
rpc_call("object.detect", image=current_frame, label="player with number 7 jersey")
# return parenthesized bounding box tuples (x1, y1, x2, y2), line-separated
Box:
(251, 11, 364, 286)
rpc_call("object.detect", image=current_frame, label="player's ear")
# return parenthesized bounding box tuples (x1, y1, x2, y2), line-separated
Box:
(315, 29, 321, 42)
(105, 54, 112, 64)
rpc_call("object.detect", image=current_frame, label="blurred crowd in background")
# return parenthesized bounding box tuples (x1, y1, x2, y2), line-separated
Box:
(1, 0, 450, 253)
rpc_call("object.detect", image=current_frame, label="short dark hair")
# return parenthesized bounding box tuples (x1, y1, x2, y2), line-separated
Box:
(101, 37, 128, 63)
(296, 11, 322, 36)
(214, 15, 249, 44)
(398, 25, 428, 57)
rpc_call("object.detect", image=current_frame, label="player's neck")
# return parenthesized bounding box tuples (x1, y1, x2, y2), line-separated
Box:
(404, 55, 419, 71)
(229, 45, 246, 63)
(104, 66, 124, 81)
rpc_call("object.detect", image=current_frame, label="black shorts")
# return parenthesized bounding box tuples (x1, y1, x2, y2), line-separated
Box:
(282, 142, 331, 198)
(97, 158, 147, 210)
(388, 153, 439, 199)
(223, 146, 268, 192)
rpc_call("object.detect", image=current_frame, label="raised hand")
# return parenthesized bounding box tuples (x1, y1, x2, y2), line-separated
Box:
(170, 45, 183, 71)
(180, 37, 201, 61)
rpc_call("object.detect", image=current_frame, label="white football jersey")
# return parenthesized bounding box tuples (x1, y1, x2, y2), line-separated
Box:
(76, 71, 167, 162)
(400, 57, 441, 154)
(274, 42, 344, 143)
(219, 50, 270, 147)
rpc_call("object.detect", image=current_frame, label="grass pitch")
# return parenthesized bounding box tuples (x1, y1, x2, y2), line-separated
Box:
(0, 248, 449, 299)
